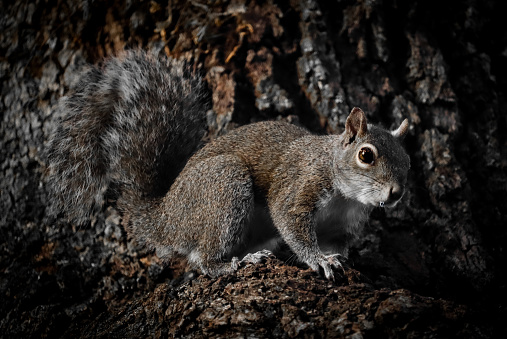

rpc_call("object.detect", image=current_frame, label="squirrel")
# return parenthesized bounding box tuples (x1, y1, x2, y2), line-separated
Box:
(46, 51, 410, 280)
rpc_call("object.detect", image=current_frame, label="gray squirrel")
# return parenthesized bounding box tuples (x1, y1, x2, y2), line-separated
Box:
(46, 51, 410, 280)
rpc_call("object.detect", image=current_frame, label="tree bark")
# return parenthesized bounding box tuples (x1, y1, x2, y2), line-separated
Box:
(1, 0, 505, 337)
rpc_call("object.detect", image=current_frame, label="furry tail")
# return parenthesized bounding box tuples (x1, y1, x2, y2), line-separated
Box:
(46, 51, 208, 224)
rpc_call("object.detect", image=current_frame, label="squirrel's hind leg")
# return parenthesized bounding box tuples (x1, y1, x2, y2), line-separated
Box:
(165, 154, 254, 277)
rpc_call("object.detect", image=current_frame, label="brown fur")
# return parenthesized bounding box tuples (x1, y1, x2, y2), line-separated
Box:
(46, 52, 410, 280)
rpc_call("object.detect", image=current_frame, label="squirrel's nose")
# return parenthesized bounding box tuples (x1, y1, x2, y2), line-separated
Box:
(387, 183, 403, 203)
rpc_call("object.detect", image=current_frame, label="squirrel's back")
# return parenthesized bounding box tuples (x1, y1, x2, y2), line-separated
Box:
(46, 51, 208, 224)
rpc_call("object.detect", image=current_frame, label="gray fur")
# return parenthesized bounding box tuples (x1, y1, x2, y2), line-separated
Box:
(46, 52, 410, 280)
(46, 51, 207, 224)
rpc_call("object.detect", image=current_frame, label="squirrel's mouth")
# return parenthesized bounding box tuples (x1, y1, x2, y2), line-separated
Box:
(378, 196, 403, 209)
(378, 201, 397, 208)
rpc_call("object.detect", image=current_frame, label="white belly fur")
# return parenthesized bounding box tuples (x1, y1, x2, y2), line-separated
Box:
(314, 192, 371, 255)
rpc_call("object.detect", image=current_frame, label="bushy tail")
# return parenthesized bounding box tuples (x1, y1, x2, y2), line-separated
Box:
(46, 51, 208, 224)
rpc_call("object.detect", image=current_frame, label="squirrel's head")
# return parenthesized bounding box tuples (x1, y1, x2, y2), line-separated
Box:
(336, 107, 410, 208)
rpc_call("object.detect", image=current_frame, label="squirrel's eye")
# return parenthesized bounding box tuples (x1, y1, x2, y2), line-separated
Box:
(358, 147, 375, 164)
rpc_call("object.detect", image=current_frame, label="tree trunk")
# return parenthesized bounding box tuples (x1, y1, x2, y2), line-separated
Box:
(1, 0, 505, 337)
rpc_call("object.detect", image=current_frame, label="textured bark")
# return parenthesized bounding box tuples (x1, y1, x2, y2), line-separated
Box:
(1, 0, 505, 337)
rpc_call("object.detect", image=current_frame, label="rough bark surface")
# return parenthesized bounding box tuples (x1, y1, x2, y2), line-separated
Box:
(1, 0, 505, 337)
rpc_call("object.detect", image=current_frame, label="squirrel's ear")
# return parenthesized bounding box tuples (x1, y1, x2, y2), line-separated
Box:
(391, 118, 409, 140)
(344, 107, 368, 145)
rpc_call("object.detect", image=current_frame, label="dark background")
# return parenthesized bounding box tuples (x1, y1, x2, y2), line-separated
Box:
(1, 0, 506, 337)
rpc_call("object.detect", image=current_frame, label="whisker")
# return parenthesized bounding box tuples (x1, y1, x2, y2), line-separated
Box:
(338, 168, 384, 186)
(285, 253, 297, 266)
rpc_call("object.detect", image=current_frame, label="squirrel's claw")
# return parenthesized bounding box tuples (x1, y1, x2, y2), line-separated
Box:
(317, 253, 346, 281)
(231, 257, 240, 271)
(240, 249, 274, 265)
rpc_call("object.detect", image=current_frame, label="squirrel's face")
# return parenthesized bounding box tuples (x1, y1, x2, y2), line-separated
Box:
(336, 108, 410, 208)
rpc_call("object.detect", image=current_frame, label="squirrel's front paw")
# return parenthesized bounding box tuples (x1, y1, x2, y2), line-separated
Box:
(317, 254, 345, 280)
